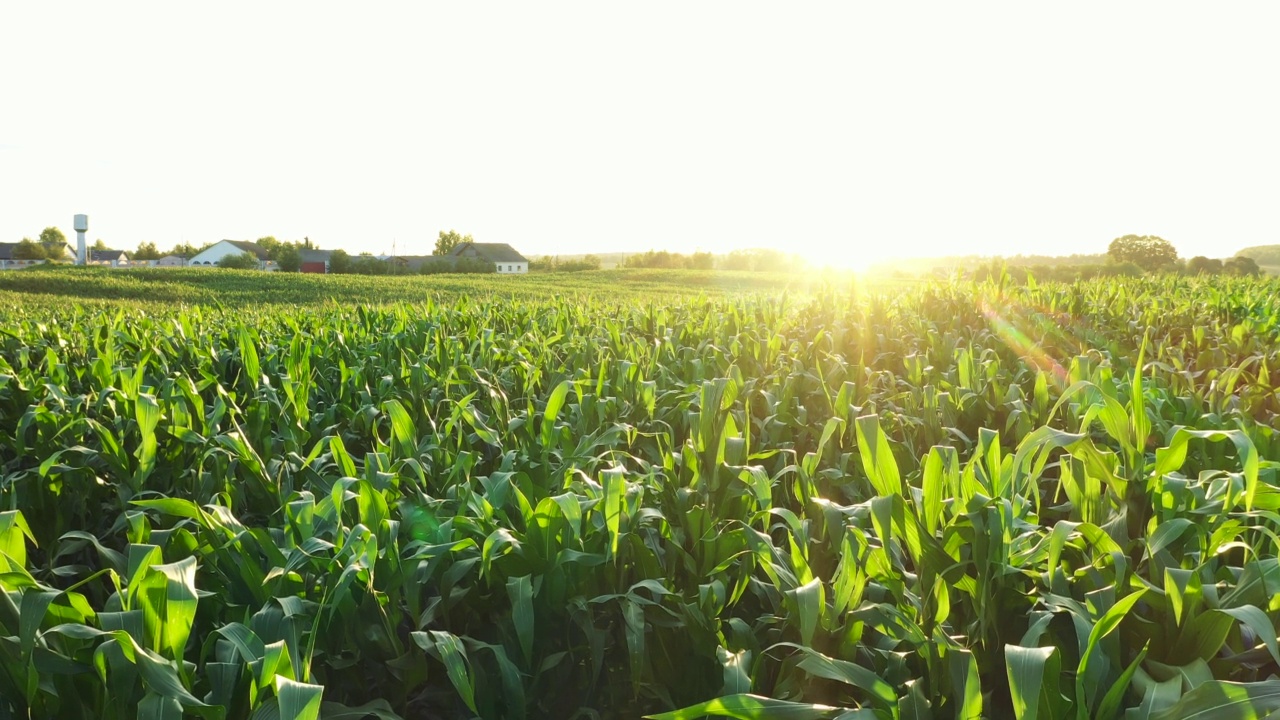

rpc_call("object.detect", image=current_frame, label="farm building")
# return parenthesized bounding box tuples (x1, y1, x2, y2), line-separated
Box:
(449, 242, 529, 274)
(188, 240, 274, 269)
(0, 243, 51, 270)
(156, 255, 188, 267)
(387, 255, 457, 273)
(89, 250, 129, 267)
(300, 249, 332, 274)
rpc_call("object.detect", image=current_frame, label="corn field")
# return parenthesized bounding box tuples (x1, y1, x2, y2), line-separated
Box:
(2, 271, 1280, 719)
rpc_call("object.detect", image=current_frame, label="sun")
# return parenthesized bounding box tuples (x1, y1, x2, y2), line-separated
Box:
(793, 243, 892, 274)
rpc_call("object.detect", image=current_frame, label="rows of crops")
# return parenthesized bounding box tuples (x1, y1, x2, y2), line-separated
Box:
(0, 266, 821, 306)
(2, 273, 1280, 718)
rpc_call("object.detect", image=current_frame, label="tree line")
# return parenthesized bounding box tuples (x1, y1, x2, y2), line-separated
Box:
(617, 248, 808, 272)
(965, 234, 1262, 282)
(8, 228, 74, 260)
(8, 226, 222, 263)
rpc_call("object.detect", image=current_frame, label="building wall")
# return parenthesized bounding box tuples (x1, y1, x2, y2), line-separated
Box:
(189, 241, 263, 267)
(0, 259, 49, 270)
(496, 262, 528, 274)
(301, 261, 327, 274)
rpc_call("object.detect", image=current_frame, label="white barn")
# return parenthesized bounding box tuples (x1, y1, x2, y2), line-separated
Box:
(188, 240, 274, 269)
(449, 242, 529, 274)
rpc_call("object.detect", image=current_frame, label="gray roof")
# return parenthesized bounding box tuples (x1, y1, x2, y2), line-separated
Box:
(225, 240, 270, 259)
(393, 255, 455, 271)
(90, 250, 128, 261)
(0, 242, 60, 261)
(300, 249, 332, 262)
(449, 242, 528, 263)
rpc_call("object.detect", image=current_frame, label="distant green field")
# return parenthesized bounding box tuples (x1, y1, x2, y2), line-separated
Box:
(3, 271, 1280, 718)
(0, 266, 852, 307)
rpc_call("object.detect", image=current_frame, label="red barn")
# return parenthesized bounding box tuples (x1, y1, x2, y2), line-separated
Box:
(300, 249, 331, 274)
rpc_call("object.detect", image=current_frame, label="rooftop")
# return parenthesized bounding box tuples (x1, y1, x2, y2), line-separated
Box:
(449, 242, 529, 263)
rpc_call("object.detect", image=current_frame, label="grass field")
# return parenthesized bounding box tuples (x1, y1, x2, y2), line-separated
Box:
(2, 269, 1280, 719)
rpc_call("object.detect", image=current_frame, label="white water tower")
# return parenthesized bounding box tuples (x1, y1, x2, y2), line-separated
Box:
(74, 214, 88, 265)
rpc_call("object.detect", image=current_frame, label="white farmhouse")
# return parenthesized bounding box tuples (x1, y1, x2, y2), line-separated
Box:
(448, 242, 529, 274)
(188, 240, 274, 269)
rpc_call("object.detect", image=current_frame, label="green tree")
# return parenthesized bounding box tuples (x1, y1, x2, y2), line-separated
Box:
(255, 236, 283, 259)
(276, 244, 302, 272)
(689, 252, 715, 270)
(1186, 256, 1222, 275)
(624, 250, 682, 269)
(37, 227, 69, 259)
(13, 238, 46, 260)
(133, 242, 163, 260)
(328, 248, 352, 274)
(91, 239, 109, 252)
(1223, 255, 1261, 276)
(721, 250, 753, 271)
(433, 230, 473, 256)
(1107, 234, 1178, 271)
(169, 242, 206, 258)
(217, 252, 260, 270)
(455, 256, 496, 274)
(351, 253, 389, 275)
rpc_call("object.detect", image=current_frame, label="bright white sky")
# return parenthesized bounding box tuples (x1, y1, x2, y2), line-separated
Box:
(2, 3, 1277, 266)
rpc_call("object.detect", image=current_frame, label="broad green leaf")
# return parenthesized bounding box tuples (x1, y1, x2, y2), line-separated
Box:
(644, 694, 842, 720)
(1150, 679, 1280, 720)
(507, 574, 535, 666)
(276, 676, 324, 720)
(856, 414, 903, 497)
(770, 642, 896, 710)
(1076, 590, 1147, 719)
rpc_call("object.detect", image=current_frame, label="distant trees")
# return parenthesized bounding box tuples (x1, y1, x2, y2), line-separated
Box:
(328, 249, 352, 274)
(433, 230, 472, 256)
(1233, 245, 1280, 266)
(254, 236, 282, 256)
(620, 248, 806, 272)
(457, 257, 495, 274)
(1179, 255, 1259, 276)
(133, 242, 163, 261)
(624, 250, 684, 269)
(529, 255, 602, 272)
(276, 245, 302, 272)
(1107, 235, 1178, 271)
(721, 249, 805, 273)
(351, 254, 390, 275)
(39, 227, 67, 256)
(217, 252, 260, 270)
(253, 236, 313, 268)
(1224, 256, 1261, 276)
(1186, 256, 1223, 274)
(13, 239, 47, 260)
(168, 242, 206, 258)
(966, 253, 1266, 284)
(689, 252, 715, 270)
